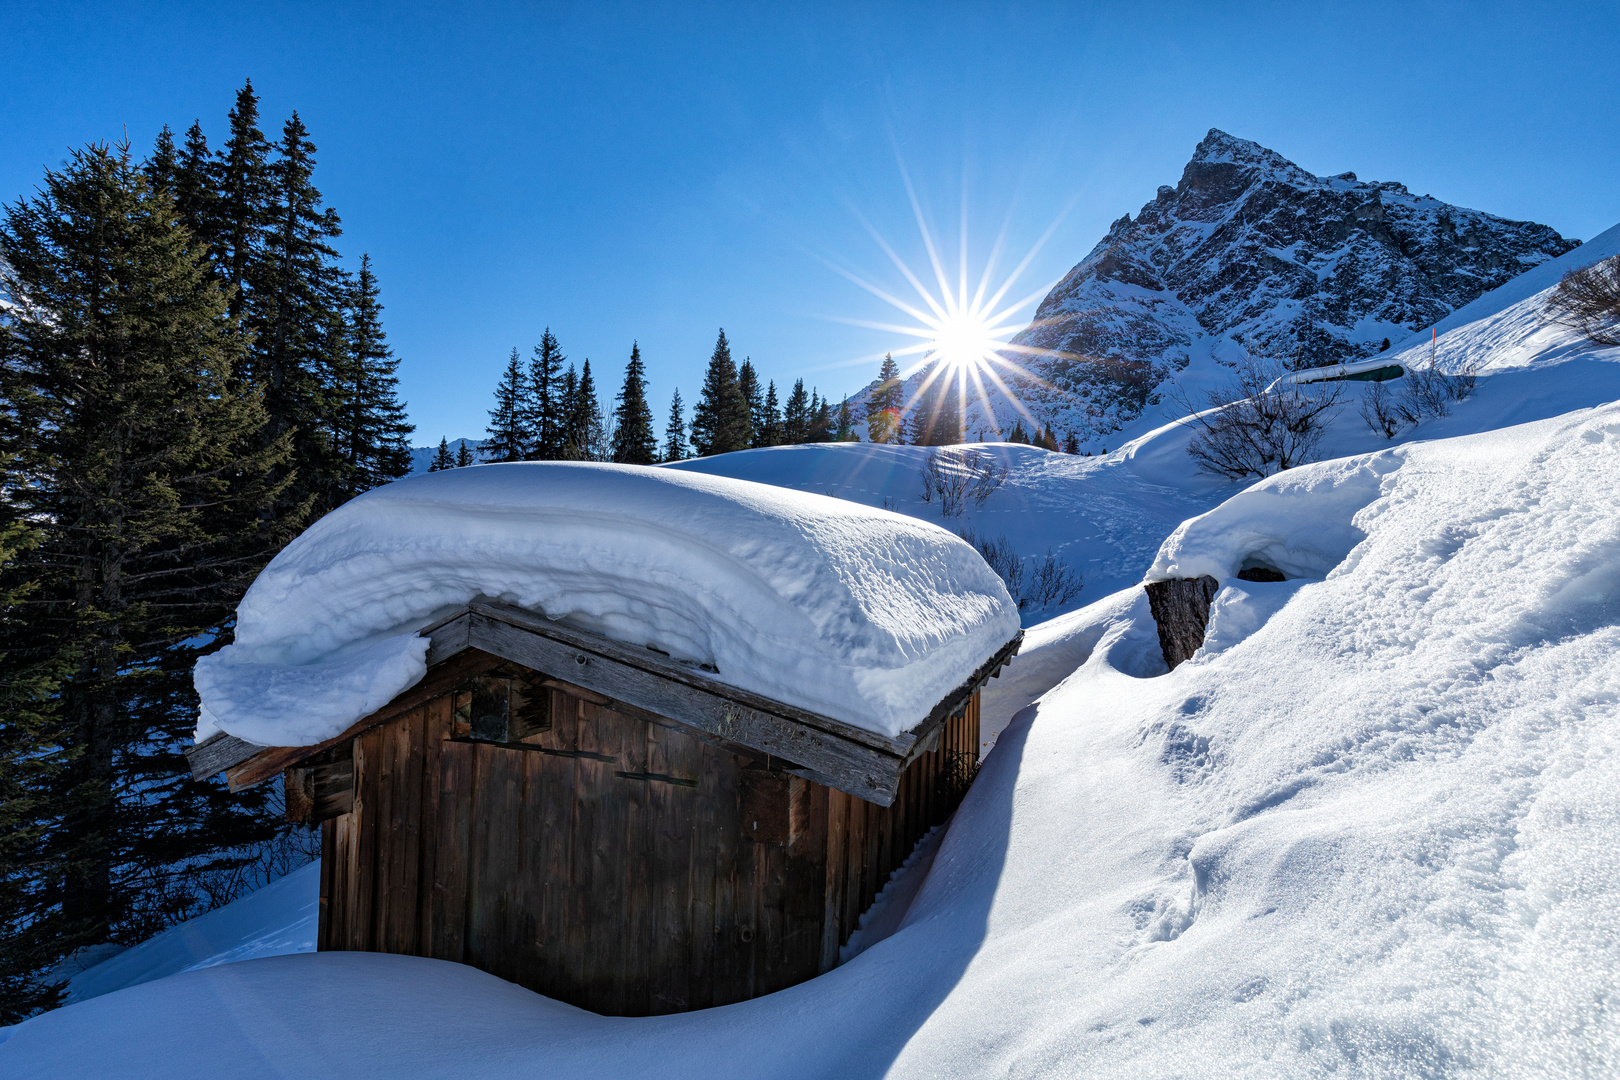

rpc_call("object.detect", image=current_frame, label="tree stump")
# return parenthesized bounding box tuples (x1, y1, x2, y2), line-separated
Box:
(1144, 575, 1221, 670)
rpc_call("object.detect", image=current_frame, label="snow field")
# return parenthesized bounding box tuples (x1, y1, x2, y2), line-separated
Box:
(13, 225, 1620, 1076)
(21, 402, 1616, 1077)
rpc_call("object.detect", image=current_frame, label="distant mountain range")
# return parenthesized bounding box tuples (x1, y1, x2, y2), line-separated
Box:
(407, 438, 480, 475)
(859, 129, 1579, 445)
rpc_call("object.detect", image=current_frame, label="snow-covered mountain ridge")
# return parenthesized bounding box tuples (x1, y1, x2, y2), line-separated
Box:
(870, 129, 1578, 445)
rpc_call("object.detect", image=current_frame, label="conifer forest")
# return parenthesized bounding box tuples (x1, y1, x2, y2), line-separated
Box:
(0, 80, 416, 1018)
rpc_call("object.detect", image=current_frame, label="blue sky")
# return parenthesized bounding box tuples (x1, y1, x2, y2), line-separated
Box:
(4, 2, 1617, 445)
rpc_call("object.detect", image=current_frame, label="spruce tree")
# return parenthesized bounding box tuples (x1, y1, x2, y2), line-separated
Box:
(259, 110, 346, 514)
(782, 378, 810, 444)
(484, 349, 528, 462)
(0, 467, 70, 1021)
(737, 358, 761, 449)
(0, 143, 295, 999)
(663, 388, 688, 462)
(455, 439, 474, 468)
(867, 354, 903, 443)
(835, 398, 856, 441)
(144, 126, 178, 194)
(557, 365, 580, 457)
(215, 81, 274, 324)
(809, 391, 834, 443)
(760, 381, 782, 447)
(610, 343, 658, 465)
(526, 328, 565, 460)
(690, 329, 747, 456)
(429, 437, 454, 471)
(570, 359, 605, 461)
(911, 374, 962, 446)
(332, 253, 412, 494)
(172, 122, 219, 263)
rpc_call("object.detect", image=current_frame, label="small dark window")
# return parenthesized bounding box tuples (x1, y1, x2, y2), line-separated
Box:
(459, 672, 553, 744)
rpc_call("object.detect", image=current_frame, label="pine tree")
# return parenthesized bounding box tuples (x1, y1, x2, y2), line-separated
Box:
(455, 439, 474, 468)
(258, 110, 346, 514)
(484, 349, 528, 462)
(663, 388, 687, 462)
(215, 81, 274, 325)
(690, 329, 747, 456)
(738, 359, 762, 449)
(610, 343, 658, 465)
(331, 254, 412, 494)
(525, 328, 565, 459)
(760, 381, 782, 447)
(808, 390, 834, 443)
(0, 467, 70, 1021)
(867, 354, 903, 443)
(429, 437, 454, 471)
(573, 359, 605, 461)
(1062, 431, 1081, 454)
(0, 143, 295, 1005)
(144, 126, 178, 194)
(782, 379, 810, 444)
(172, 122, 218, 263)
(835, 398, 856, 441)
(557, 365, 580, 457)
(911, 374, 962, 446)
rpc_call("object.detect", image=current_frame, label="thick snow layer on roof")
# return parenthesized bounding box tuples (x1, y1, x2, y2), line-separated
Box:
(14, 399, 1620, 1079)
(194, 463, 1019, 746)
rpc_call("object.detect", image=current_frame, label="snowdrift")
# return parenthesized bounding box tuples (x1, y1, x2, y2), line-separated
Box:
(195, 462, 1020, 745)
(18, 396, 1619, 1078)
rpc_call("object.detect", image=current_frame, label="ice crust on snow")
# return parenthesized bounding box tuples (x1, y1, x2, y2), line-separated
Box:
(194, 463, 1020, 746)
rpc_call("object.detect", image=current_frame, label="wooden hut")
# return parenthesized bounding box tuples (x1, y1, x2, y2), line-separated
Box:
(190, 597, 1019, 1016)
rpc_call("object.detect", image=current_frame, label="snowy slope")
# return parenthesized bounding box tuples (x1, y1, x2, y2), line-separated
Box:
(8, 399, 1618, 1079)
(671, 219, 1620, 640)
(59, 862, 319, 1006)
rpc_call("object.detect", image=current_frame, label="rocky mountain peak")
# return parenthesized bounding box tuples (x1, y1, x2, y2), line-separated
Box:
(861, 131, 1578, 446)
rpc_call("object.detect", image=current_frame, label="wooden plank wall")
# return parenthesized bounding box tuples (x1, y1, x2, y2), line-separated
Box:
(318, 682, 981, 1015)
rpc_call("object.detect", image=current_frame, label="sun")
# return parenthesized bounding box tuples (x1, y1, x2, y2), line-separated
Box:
(820, 171, 1074, 440)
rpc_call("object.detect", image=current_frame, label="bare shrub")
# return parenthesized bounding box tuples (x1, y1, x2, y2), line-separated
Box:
(1544, 254, 1620, 346)
(1026, 548, 1083, 608)
(1400, 363, 1476, 422)
(1361, 379, 1402, 439)
(957, 529, 1082, 610)
(1173, 355, 1343, 478)
(958, 526, 1024, 602)
(919, 448, 1009, 518)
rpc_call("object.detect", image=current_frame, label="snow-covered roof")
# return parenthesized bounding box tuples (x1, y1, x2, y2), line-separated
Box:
(195, 463, 1020, 747)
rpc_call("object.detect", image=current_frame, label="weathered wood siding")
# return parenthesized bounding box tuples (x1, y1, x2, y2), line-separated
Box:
(319, 671, 981, 1015)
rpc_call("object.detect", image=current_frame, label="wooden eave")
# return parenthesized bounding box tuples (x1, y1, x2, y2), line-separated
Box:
(186, 600, 1022, 806)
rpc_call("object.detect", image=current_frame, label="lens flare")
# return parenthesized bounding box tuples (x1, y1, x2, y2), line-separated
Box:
(822, 167, 1078, 442)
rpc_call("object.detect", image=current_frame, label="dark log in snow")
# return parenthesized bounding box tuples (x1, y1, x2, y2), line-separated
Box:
(1144, 575, 1221, 670)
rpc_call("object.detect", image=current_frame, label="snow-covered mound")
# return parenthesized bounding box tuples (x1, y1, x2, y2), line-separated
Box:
(58, 862, 318, 1006)
(14, 400, 1619, 1078)
(195, 462, 1020, 746)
